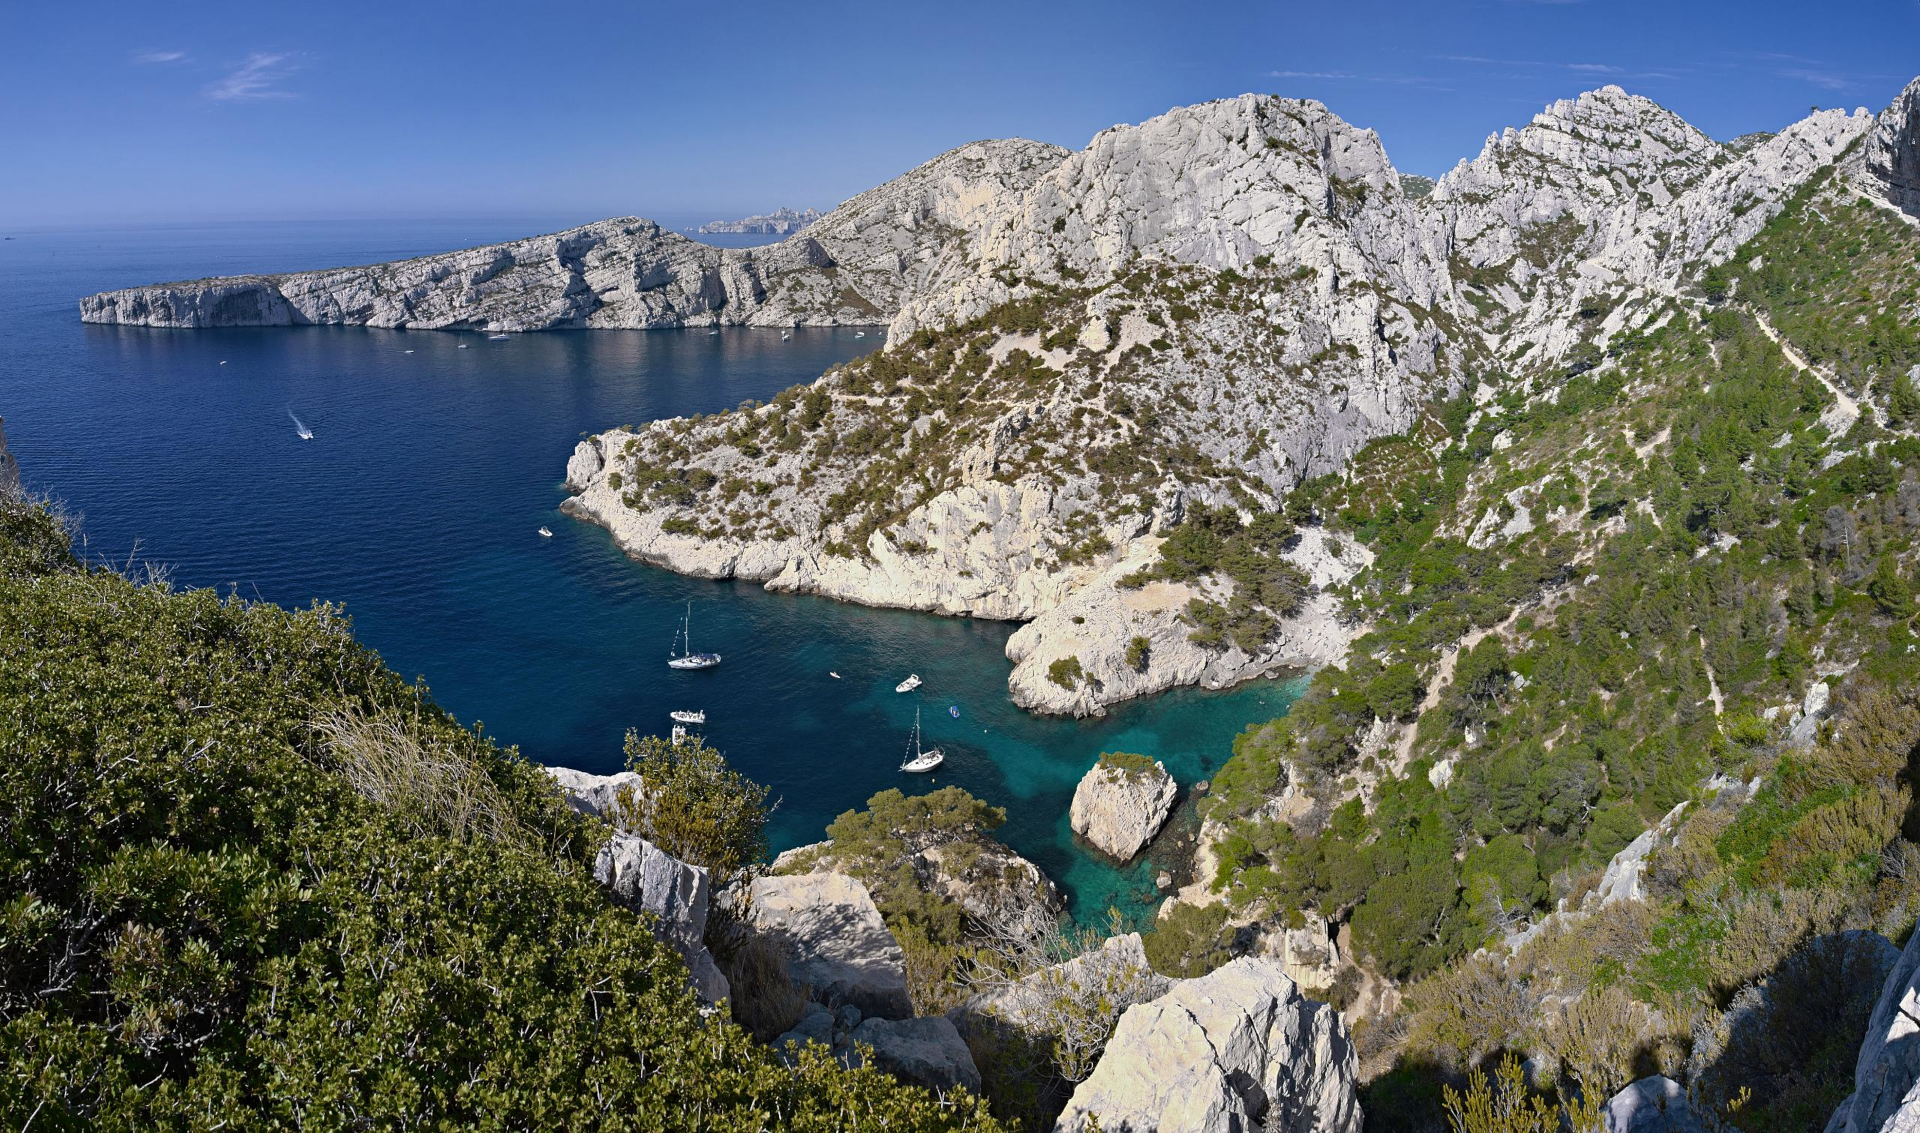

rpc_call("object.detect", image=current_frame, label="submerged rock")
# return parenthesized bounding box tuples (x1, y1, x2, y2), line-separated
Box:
(591, 832, 729, 1003)
(1053, 957, 1361, 1133)
(748, 871, 913, 1021)
(1069, 753, 1179, 861)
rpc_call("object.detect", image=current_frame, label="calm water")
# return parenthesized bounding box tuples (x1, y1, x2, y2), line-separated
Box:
(0, 220, 1301, 923)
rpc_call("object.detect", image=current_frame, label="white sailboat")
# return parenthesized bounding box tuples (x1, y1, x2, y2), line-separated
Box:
(900, 707, 943, 773)
(667, 602, 722, 670)
(894, 674, 922, 693)
(670, 709, 705, 724)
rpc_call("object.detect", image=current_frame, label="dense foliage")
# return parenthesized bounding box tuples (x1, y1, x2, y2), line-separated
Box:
(0, 497, 999, 1130)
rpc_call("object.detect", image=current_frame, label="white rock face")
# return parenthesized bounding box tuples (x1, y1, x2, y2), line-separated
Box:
(591, 832, 729, 1003)
(1867, 76, 1920, 217)
(773, 833, 1062, 924)
(1827, 917, 1920, 1133)
(544, 764, 642, 819)
(1587, 801, 1690, 909)
(1054, 957, 1361, 1133)
(747, 871, 914, 1020)
(1070, 756, 1179, 861)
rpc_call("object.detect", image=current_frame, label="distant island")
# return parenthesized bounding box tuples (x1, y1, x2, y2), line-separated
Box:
(695, 206, 822, 235)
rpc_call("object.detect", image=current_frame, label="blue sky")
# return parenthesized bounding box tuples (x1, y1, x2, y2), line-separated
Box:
(4, 0, 1917, 228)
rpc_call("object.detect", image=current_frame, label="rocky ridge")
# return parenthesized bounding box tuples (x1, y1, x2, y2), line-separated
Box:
(697, 206, 824, 235)
(1865, 76, 1920, 218)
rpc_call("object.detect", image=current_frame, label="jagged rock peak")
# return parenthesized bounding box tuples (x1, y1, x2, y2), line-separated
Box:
(1866, 74, 1920, 217)
(1437, 85, 1721, 203)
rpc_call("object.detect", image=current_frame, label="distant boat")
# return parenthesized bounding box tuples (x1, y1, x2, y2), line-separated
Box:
(895, 674, 922, 693)
(667, 602, 722, 670)
(538, 526, 553, 538)
(708, 330, 719, 336)
(288, 409, 313, 441)
(855, 332, 866, 338)
(403, 349, 414, 354)
(458, 343, 469, 349)
(671, 723, 690, 745)
(219, 360, 227, 365)
(949, 705, 960, 718)
(900, 707, 943, 773)
(781, 331, 791, 340)
(488, 333, 510, 340)
(670, 709, 705, 725)
(829, 671, 841, 679)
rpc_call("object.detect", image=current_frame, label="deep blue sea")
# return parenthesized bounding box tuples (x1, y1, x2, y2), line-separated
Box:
(0, 219, 1301, 924)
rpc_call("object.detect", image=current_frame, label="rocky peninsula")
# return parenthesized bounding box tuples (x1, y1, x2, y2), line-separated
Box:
(697, 206, 823, 235)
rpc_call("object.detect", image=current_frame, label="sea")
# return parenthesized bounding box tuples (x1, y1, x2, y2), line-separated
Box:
(0, 218, 1302, 925)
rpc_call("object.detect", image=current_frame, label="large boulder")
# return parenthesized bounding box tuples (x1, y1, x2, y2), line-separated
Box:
(1053, 957, 1361, 1133)
(1070, 753, 1179, 862)
(1826, 918, 1920, 1132)
(775, 835, 1062, 924)
(592, 832, 728, 1003)
(847, 1015, 982, 1094)
(748, 871, 914, 1020)
(545, 764, 642, 820)
(1604, 1076, 1706, 1133)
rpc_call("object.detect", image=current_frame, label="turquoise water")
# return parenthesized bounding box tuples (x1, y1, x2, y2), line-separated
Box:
(0, 220, 1300, 924)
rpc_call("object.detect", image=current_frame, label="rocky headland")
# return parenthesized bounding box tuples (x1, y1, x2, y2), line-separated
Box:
(697, 206, 823, 236)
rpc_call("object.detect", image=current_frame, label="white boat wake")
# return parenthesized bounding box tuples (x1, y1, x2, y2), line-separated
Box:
(288, 409, 314, 440)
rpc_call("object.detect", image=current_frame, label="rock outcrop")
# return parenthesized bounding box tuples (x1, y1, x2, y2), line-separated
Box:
(774, 832, 1062, 924)
(845, 1015, 982, 1094)
(1866, 76, 1920, 218)
(747, 871, 914, 1020)
(0, 415, 20, 496)
(1603, 1076, 1705, 1133)
(1826, 917, 1920, 1133)
(1053, 957, 1360, 1133)
(592, 832, 729, 1003)
(778, 1003, 983, 1094)
(1069, 754, 1179, 861)
(544, 764, 642, 819)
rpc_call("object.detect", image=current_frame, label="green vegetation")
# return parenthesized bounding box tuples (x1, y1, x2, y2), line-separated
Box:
(1095, 751, 1158, 781)
(616, 730, 771, 892)
(0, 496, 998, 1130)
(1123, 503, 1311, 652)
(1047, 656, 1085, 689)
(1124, 635, 1151, 671)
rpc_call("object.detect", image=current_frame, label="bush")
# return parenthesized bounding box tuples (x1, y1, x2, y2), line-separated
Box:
(1125, 635, 1151, 672)
(1048, 656, 1085, 689)
(617, 731, 772, 891)
(1141, 902, 1231, 978)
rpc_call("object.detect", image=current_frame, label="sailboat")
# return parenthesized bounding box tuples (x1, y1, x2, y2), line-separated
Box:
(667, 602, 722, 670)
(900, 707, 943, 773)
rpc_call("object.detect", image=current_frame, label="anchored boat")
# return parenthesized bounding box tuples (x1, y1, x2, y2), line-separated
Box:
(667, 603, 722, 670)
(895, 674, 922, 693)
(670, 709, 705, 725)
(899, 707, 943, 774)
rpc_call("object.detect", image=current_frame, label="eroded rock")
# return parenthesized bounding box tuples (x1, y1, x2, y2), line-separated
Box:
(747, 871, 913, 1020)
(592, 832, 728, 1003)
(1069, 754, 1179, 861)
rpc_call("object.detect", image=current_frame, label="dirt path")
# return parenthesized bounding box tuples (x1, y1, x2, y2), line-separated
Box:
(1751, 308, 1868, 433)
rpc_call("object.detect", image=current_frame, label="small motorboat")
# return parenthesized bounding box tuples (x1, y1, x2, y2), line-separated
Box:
(949, 705, 960, 718)
(403, 349, 414, 354)
(288, 409, 314, 441)
(899, 708, 943, 773)
(781, 331, 791, 340)
(671, 724, 690, 745)
(708, 330, 719, 336)
(488, 333, 510, 341)
(895, 674, 922, 693)
(538, 526, 553, 538)
(458, 343, 469, 349)
(219, 360, 227, 365)
(829, 671, 841, 679)
(855, 331, 866, 338)
(670, 709, 705, 725)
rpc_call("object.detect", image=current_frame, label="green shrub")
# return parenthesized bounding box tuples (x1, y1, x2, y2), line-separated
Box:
(1141, 902, 1231, 978)
(1048, 656, 1085, 689)
(1125, 635, 1151, 671)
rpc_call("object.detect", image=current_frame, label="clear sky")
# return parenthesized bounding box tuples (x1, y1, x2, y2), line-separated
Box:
(5, 0, 1917, 228)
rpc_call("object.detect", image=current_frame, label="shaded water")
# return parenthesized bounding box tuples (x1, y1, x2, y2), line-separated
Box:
(0, 220, 1301, 924)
